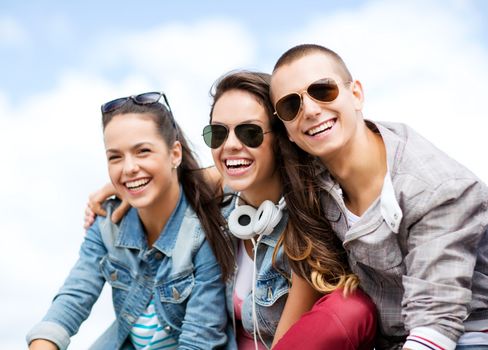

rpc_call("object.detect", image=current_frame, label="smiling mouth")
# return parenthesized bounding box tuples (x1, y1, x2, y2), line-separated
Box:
(305, 119, 336, 136)
(225, 158, 253, 170)
(125, 178, 151, 191)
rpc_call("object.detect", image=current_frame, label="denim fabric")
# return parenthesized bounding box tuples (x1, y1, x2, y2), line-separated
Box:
(27, 191, 230, 350)
(223, 195, 291, 348)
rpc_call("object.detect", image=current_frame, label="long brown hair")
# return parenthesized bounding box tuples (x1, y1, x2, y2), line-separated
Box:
(277, 138, 359, 295)
(210, 70, 358, 294)
(102, 98, 234, 280)
(273, 45, 359, 294)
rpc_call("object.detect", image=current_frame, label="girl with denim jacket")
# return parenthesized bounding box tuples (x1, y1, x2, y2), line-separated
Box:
(26, 93, 234, 350)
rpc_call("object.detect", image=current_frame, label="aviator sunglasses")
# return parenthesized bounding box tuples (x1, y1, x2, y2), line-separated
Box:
(202, 123, 271, 149)
(101, 91, 172, 114)
(274, 78, 350, 122)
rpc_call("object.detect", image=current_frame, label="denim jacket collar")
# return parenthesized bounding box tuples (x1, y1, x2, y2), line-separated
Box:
(115, 186, 189, 255)
(260, 211, 288, 247)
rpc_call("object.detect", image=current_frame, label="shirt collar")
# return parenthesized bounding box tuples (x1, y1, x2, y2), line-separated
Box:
(116, 186, 189, 254)
(373, 121, 404, 232)
(315, 120, 403, 231)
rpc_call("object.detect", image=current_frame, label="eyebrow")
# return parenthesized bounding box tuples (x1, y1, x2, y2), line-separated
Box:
(105, 142, 155, 154)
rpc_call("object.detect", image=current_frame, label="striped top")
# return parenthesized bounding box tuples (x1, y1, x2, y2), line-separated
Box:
(130, 297, 177, 350)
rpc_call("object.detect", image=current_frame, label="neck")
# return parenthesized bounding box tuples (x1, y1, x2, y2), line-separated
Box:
(240, 170, 282, 208)
(138, 183, 181, 247)
(322, 122, 387, 216)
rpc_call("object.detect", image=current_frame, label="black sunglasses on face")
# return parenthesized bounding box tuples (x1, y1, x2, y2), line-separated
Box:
(202, 123, 272, 149)
(101, 91, 172, 114)
(274, 78, 350, 122)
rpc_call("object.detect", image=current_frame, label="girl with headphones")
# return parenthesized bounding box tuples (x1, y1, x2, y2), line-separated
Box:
(85, 71, 377, 349)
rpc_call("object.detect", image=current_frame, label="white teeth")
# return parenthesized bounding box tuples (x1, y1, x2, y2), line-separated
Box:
(126, 178, 150, 189)
(307, 119, 335, 136)
(225, 159, 252, 167)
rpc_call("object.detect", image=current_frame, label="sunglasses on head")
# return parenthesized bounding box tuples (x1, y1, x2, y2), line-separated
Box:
(101, 91, 172, 114)
(202, 123, 271, 149)
(274, 78, 351, 122)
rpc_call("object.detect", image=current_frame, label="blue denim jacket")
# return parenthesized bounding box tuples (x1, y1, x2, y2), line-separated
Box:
(223, 196, 291, 348)
(26, 191, 230, 350)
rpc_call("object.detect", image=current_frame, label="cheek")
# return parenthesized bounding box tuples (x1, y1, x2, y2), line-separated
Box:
(256, 143, 276, 172)
(107, 164, 121, 185)
(284, 122, 300, 142)
(210, 149, 221, 167)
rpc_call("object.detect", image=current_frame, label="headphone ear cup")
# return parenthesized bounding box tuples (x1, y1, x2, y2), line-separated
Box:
(253, 200, 283, 236)
(228, 205, 257, 240)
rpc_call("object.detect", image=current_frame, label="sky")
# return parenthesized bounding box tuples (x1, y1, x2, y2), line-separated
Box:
(2, 0, 488, 348)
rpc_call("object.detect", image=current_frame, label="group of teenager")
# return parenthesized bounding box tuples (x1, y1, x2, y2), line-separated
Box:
(27, 44, 488, 350)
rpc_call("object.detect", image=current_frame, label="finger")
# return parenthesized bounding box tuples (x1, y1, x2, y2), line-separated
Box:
(112, 200, 130, 223)
(90, 201, 107, 217)
(83, 215, 95, 230)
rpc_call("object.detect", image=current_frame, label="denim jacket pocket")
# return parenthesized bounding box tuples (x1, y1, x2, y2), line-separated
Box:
(254, 273, 289, 307)
(347, 220, 403, 271)
(156, 270, 194, 304)
(100, 255, 133, 291)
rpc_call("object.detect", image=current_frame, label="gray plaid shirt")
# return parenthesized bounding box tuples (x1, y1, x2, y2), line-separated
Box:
(317, 121, 488, 349)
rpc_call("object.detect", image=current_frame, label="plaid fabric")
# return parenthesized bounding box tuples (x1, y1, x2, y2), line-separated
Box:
(316, 121, 488, 350)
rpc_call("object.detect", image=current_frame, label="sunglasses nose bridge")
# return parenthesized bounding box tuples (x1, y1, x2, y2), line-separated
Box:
(224, 126, 244, 149)
(301, 90, 324, 117)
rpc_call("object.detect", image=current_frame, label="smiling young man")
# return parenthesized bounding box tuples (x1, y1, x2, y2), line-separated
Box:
(270, 44, 488, 350)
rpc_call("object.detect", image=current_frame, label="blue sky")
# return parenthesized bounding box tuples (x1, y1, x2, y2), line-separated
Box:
(2, 0, 488, 348)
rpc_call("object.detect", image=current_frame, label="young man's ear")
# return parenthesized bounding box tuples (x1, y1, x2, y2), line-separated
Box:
(350, 80, 364, 110)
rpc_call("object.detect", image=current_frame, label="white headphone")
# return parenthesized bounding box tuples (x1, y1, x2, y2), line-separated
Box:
(227, 193, 287, 350)
(228, 195, 286, 240)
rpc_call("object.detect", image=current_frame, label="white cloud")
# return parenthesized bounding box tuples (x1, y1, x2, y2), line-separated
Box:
(1, 17, 256, 349)
(274, 0, 488, 181)
(4, 1, 488, 348)
(0, 16, 28, 46)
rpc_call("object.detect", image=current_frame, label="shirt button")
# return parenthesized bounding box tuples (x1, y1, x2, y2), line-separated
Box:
(110, 272, 117, 281)
(393, 213, 399, 220)
(154, 252, 163, 260)
(164, 325, 171, 332)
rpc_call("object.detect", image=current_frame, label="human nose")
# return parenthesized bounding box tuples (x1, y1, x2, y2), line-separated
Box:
(223, 127, 243, 150)
(301, 92, 322, 119)
(123, 156, 139, 175)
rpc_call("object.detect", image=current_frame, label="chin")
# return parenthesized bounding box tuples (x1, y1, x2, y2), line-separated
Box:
(225, 180, 251, 193)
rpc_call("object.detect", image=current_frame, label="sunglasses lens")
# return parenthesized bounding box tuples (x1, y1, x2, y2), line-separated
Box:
(101, 97, 129, 113)
(203, 124, 228, 149)
(276, 94, 301, 122)
(308, 79, 339, 102)
(133, 92, 162, 104)
(235, 124, 264, 148)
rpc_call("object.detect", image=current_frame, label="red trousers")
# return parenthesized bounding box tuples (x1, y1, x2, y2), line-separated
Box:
(273, 288, 377, 350)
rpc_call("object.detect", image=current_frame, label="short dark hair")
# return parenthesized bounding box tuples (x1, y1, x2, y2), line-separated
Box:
(273, 44, 353, 82)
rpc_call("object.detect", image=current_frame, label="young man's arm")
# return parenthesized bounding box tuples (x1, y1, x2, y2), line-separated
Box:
(402, 178, 488, 350)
